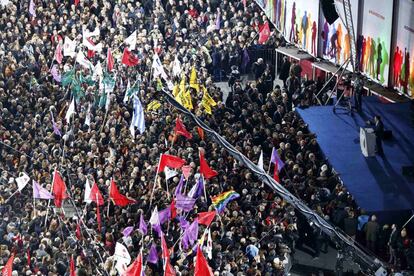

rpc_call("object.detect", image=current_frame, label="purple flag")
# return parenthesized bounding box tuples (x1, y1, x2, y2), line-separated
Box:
(32, 180, 54, 199)
(122, 226, 134, 237)
(215, 14, 221, 30)
(138, 213, 147, 235)
(50, 111, 62, 136)
(270, 147, 285, 172)
(182, 219, 199, 250)
(158, 207, 171, 224)
(241, 48, 250, 72)
(50, 65, 61, 83)
(188, 177, 204, 199)
(178, 216, 190, 231)
(174, 175, 185, 197)
(175, 192, 196, 212)
(29, 0, 36, 17)
(147, 243, 158, 264)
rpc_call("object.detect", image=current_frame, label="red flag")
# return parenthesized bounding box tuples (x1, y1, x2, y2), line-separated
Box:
(27, 249, 31, 268)
(175, 117, 192, 139)
(74, 0, 80, 6)
(70, 255, 76, 276)
(75, 223, 82, 240)
(164, 257, 176, 276)
(89, 182, 104, 206)
(161, 233, 169, 260)
(2, 254, 14, 276)
(124, 252, 143, 276)
(197, 127, 205, 140)
(258, 21, 270, 44)
(195, 246, 213, 276)
(199, 151, 218, 179)
(107, 48, 114, 72)
(158, 154, 186, 173)
(55, 44, 63, 64)
(87, 38, 96, 58)
(52, 170, 68, 208)
(273, 164, 280, 182)
(197, 211, 216, 226)
(122, 48, 139, 67)
(109, 180, 136, 207)
(170, 200, 177, 220)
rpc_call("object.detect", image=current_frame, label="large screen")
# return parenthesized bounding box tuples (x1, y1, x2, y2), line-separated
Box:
(275, 0, 319, 56)
(358, 0, 393, 86)
(320, 0, 359, 67)
(392, 0, 414, 98)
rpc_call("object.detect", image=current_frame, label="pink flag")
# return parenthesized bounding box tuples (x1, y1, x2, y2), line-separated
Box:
(182, 165, 192, 180)
(33, 180, 54, 199)
(55, 44, 63, 64)
(50, 65, 61, 83)
(29, 0, 36, 17)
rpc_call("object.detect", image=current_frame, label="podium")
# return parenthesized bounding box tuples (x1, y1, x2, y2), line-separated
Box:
(360, 127, 376, 157)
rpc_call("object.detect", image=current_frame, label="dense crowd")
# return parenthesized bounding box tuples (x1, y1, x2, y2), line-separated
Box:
(0, 0, 413, 275)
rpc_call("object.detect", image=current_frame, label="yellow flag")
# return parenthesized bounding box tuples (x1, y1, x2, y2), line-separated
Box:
(172, 84, 179, 97)
(183, 90, 193, 110)
(189, 66, 199, 92)
(201, 86, 217, 115)
(146, 100, 161, 111)
(179, 74, 186, 93)
(175, 89, 185, 106)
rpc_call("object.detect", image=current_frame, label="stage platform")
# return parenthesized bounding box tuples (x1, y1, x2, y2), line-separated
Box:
(297, 97, 414, 222)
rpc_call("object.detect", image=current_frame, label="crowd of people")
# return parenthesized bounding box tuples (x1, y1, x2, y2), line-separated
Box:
(0, 0, 412, 275)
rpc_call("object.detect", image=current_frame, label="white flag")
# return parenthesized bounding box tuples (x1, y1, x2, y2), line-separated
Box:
(152, 53, 168, 80)
(93, 61, 103, 81)
(124, 31, 137, 50)
(113, 242, 131, 275)
(0, 0, 10, 7)
(83, 179, 92, 204)
(123, 79, 131, 104)
(76, 51, 93, 69)
(85, 104, 91, 126)
(65, 98, 75, 123)
(63, 37, 77, 58)
(172, 56, 182, 77)
(206, 228, 213, 259)
(82, 25, 100, 39)
(16, 172, 30, 192)
(131, 95, 145, 134)
(164, 167, 178, 180)
(149, 206, 159, 226)
(257, 150, 264, 171)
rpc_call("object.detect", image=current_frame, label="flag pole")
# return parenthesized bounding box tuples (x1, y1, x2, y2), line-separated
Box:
(149, 154, 162, 209)
(165, 177, 170, 200)
(107, 178, 111, 218)
(4, 190, 19, 203)
(45, 170, 56, 225)
(202, 175, 207, 202)
(267, 147, 274, 175)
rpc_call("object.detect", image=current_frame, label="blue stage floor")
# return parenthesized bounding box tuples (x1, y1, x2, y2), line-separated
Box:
(297, 97, 414, 216)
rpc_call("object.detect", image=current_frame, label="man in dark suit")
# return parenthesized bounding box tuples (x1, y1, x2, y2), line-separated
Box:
(388, 224, 398, 265)
(373, 115, 385, 157)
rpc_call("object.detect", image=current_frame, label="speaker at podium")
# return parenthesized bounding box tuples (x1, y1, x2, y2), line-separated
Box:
(360, 127, 376, 157)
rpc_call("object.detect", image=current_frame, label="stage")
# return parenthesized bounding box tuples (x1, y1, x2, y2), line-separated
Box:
(297, 97, 414, 222)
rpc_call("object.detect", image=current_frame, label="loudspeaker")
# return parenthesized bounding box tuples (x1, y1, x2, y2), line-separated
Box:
(321, 0, 339, 24)
(383, 130, 393, 140)
(402, 166, 414, 177)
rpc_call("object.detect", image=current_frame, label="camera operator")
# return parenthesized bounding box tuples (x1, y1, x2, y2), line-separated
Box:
(353, 73, 364, 112)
